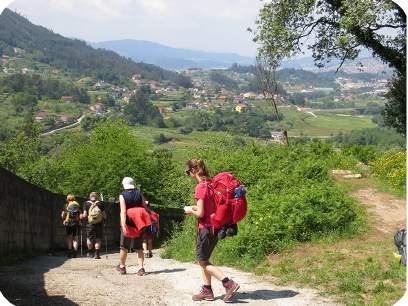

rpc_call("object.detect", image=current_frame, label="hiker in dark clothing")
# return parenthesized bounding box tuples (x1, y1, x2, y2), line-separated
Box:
(61, 194, 81, 258)
(81, 192, 106, 259)
(116, 177, 148, 276)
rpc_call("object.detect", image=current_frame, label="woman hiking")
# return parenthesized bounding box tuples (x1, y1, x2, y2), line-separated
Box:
(116, 177, 148, 276)
(61, 194, 81, 258)
(184, 159, 240, 302)
(81, 192, 106, 259)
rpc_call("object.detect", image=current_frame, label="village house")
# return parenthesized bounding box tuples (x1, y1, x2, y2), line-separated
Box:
(148, 80, 161, 90)
(235, 103, 248, 113)
(158, 107, 166, 114)
(35, 111, 49, 121)
(61, 96, 74, 102)
(270, 131, 286, 143)
(21, 68, 35, 74)
(90, 103, 106, 114)
(242, 92, 257, 99)
(58, 115, 73, 124)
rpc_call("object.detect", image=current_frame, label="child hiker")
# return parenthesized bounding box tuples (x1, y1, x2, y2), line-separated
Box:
(184, 159, 240, 302)
(61, 194, 81, 258)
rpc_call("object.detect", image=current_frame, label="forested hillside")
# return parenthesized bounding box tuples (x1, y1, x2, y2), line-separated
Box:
(0, 9, 179, 84)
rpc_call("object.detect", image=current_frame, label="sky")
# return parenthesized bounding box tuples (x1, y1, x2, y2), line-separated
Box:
(6, 0, 265, 57)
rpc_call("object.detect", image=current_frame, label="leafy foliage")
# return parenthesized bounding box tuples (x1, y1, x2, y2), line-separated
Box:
(330, 128, 406, 150)
(371, 151, 406, 193)
(24, 120, 186, 206)
(123, 86, 165, 127)
(0, 74, 90, 103)
(164, 142, 361, 265)
(0, 112, 41, 176)
(253, 0, 406, 134)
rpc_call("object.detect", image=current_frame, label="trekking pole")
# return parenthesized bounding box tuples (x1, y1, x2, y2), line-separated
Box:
(105, 232, 108, 259)
(80, 223, 83, 257)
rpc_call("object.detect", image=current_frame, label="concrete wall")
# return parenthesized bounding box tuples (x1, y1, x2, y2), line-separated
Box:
(0, 167, 184, 255)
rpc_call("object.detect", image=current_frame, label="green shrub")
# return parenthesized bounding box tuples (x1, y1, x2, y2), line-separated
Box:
(370, 151, 406, 194)
(163, 142, 363, 268)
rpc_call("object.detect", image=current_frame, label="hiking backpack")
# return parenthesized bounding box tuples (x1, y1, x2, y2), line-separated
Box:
(394, 228, 407, 265)
(210, 172, 247, 235)
(63, 201, 81, 226)
(88, 201, 103, 225)
(145, 210, 160, 236)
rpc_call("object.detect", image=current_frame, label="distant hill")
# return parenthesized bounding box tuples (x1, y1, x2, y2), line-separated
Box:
(91, 40, 254, 70)
(0, 9, 179, 84)
(281, 54, 392, 74)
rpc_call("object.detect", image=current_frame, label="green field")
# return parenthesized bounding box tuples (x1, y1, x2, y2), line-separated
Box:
(276, 108, 376, 136)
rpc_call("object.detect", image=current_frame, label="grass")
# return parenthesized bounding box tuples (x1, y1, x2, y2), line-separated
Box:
(369, 176, 406, 198)
(130, 125, 259, 161)
(254, 234, 406, 305)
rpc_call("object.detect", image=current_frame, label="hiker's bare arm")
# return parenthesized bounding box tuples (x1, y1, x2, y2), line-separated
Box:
(190, 200, 204, 218)
(141, 195, 148, 209)
(119, 195, 126, 228)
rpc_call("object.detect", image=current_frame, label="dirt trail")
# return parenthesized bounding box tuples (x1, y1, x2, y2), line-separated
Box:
(0, 250, 336, 306)
(350, 186, 406, 234)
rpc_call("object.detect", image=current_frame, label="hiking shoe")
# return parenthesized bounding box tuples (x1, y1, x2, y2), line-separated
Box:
(136, 268, 146, 276)
(94, 251, 101, 259)
(223, 280, 240, 302)
(192, 286, 215, 301)
(116, 265, 126, 275)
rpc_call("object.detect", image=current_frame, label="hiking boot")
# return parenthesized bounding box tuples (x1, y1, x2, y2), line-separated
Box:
(94, 250, 101, 259)
(192, 286, 215, 301)
(223, 280, 240, 302)
(136, 268, 146, 276)
(116, 265, 126, 275)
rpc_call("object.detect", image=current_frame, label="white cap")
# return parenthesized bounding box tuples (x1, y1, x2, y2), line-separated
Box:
(122, 177, 135, 189)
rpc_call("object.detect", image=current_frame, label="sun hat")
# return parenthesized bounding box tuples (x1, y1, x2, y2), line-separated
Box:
(122, 177, 135, 189)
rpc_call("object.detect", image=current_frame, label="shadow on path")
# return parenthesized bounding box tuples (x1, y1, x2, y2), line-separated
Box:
(0, 256, 79, 306)
(147, 268, 186, 275)
(229, 289, 299, 303)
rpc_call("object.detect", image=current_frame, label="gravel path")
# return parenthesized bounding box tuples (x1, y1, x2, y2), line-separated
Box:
(0, 250, 335, 306)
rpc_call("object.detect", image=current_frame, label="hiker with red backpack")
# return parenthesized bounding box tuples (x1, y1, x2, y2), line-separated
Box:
(81, 192, 106, 259)
(61, 194, 82, 258)
(143, 201, 159, 258)
(117, 177, 151, 276)
(184, 159, 241, 303)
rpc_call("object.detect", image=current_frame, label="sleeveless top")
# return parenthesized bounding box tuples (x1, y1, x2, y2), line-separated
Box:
(121, 189, 143, 227)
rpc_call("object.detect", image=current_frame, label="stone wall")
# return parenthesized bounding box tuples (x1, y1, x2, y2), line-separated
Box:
(0, 168, 184, 255)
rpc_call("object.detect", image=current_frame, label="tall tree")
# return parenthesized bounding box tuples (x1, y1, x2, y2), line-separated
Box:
(253, 0, 406, 134)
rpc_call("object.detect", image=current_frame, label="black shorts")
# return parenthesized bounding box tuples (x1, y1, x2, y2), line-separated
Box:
(65, 225, 79, 237)
(87, 223, 103, 242)
(196, 227, 218, 261)
(120, 230, 143, 251)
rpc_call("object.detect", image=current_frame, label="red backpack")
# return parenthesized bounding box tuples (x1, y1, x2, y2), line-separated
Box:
(210, 172, 247, 230)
